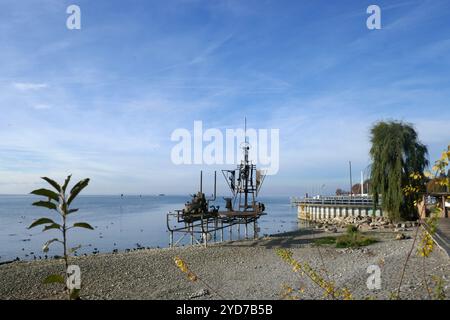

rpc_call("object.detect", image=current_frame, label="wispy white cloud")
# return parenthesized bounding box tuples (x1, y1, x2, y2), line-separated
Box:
(32, 104, 51, 110)
(189, 33, 234, 65)
(12, 82, 48, 91)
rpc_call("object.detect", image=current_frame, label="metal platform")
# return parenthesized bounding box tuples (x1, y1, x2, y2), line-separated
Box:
(166, 119, 267, 247)
(167, 209, 266, 247)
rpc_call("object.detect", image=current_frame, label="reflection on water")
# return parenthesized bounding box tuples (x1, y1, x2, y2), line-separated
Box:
(0, 195, 300, 262)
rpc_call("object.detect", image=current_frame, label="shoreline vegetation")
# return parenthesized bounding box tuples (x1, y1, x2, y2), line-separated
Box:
(1, 227, 448, 300)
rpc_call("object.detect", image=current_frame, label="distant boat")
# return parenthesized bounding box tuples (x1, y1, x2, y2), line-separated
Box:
(158, 194, 165, 196)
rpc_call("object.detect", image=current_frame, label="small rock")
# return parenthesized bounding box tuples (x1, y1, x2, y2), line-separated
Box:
(396, 233, 406, 240)
(189, 289, 209, 299)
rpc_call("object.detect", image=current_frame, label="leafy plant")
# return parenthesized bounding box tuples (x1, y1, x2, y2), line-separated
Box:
(425, 145, 450, 194)
(276, 248, 353, 300)
(174, 256, 225, 299)
(370, 121, 428, 221)
(28, 175, 93, 299)
(432, 275, 446, 300)
(418, 208, 439, 258)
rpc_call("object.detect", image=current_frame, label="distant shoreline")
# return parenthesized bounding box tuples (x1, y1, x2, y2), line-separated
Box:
(0, 194, 293, 198)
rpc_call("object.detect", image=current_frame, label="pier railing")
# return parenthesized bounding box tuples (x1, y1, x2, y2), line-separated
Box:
(291, 195, 377, 207)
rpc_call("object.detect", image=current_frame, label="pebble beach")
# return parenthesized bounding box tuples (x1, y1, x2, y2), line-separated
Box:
(1, 228, 448, 300)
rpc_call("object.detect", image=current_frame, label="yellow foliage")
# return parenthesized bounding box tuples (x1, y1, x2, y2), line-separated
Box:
(174, 256, 198, 282)
(417, 210, 439, 258)
(276, 248, 353, 300)
(418, 232, 434, 257)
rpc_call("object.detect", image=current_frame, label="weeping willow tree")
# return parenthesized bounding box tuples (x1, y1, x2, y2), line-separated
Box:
(370, 121, 428, 221)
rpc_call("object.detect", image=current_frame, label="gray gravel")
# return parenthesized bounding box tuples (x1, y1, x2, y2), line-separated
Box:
(0, 229, 448, 300)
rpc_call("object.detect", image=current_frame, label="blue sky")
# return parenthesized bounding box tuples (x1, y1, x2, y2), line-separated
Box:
(0, 0, 449, 196)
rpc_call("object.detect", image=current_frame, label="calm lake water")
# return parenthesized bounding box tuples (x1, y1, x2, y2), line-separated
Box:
(0, 195, 303, 262)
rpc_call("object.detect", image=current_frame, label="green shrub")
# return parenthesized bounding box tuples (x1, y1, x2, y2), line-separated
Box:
(346, 224, 358, 234)
(313, 237, 337, 245)
(313, 227, 377, 248)
(335, 233, 377, 248)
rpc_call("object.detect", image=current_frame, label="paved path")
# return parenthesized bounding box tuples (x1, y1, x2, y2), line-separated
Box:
(432, 218, 450, 257)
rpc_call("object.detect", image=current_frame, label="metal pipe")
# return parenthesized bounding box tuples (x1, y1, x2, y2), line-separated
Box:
(206, 218, 209, 247)
(213, 171, 217, 200)
(214, 218, 217, 241)
(349, 161, 353, 198)
(200, 170, 203, 193)
(245, 219, 248, 239)
(238, 222, 240, 239)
